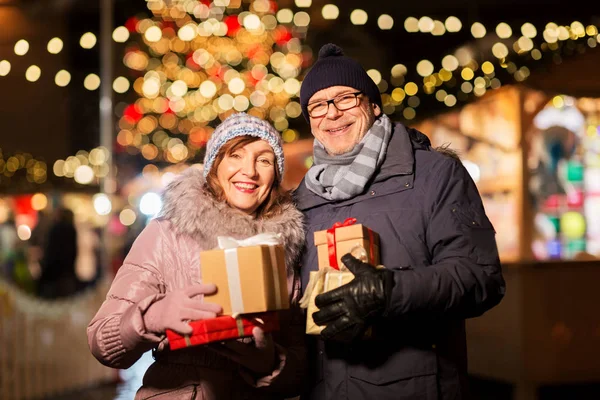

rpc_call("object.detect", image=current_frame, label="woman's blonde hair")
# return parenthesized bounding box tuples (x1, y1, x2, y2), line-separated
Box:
(205, 135, 291, 218)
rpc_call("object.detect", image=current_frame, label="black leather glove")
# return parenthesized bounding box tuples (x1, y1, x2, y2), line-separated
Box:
(313, 254, 395, 343)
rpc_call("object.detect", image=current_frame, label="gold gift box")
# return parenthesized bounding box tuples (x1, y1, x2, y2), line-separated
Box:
(201, 245, 289, 316)
(314, 224, 380, 270)
(303, 222, 381, 335)
(304, 268, 355, 335)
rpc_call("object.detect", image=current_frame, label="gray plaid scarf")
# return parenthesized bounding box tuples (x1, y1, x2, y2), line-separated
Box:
(305, 114, 393, 201)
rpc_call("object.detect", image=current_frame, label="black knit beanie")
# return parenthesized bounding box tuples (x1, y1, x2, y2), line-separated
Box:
(300, 43, 382, 121)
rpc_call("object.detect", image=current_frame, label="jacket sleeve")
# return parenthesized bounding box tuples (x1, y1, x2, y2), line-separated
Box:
(87, 220, 169, 369)
(386, 156, 505, 320)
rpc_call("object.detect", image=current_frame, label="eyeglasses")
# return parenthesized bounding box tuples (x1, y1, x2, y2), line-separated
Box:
(307, 91, 362, 118)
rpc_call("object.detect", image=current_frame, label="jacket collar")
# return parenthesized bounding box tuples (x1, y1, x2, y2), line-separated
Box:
(377, 122, 415, 178)
(294, 122, 417, 211)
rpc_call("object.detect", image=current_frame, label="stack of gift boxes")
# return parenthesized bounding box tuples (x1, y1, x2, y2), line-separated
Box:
(166, 234, 289, 350)
(166, 220, 381, 350)
(300, 218, 380, 335)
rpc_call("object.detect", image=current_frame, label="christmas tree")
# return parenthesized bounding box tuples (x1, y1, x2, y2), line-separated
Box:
(117, 0, 309, 165)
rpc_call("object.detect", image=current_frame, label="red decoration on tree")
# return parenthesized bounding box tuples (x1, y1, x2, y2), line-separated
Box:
(206, 65, 223, 80)
(189, 127, 210, 148)
(123, 104, 143, 122)
(162, 27, 177, 39)
(243, 70, 259, 87)
(185, 52, 201, 70)
(273, 26, 292, 46)
(247, 44, 261, 60)
(125, 17, 139, 33)
(224, 15, 241, 37)
(161, 21, 176, 32)
(269, 1, 278, 13)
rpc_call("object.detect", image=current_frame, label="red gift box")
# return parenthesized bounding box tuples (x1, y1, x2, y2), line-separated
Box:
(166, 312, 280, 350)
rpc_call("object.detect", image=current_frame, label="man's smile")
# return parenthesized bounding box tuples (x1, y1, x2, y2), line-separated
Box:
(325, 123, 353, 135)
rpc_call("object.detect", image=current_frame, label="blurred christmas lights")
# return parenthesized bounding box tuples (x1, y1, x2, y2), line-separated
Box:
(0, 2, 599, 187)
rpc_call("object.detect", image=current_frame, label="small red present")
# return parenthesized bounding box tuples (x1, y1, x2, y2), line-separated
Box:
(314, 218, 380, 270)
(166, 312, 280, 350)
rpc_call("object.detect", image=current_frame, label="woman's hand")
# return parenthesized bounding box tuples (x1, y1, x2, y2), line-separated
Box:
(143, 284, 222, 335)
(209, 325, 278, 377)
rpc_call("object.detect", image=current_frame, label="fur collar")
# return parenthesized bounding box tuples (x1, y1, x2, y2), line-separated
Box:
(159, 167, 305, 271)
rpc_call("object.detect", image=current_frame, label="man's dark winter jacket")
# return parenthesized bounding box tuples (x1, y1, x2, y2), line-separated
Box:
(294, 123, 506, 400)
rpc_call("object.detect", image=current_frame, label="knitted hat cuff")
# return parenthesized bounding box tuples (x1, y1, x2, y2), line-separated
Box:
(203, 113, 284, 180)
(300, 44, 381, 120)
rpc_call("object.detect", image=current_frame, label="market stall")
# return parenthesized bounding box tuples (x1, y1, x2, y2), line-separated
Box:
(414, 84, 600, 399)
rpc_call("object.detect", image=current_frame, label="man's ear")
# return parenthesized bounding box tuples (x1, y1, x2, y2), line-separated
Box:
(373, 103, 382, 117)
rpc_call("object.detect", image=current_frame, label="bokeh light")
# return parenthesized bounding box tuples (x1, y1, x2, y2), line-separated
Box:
(93, 194, 112, 215)
(350, 9, 368, 25)
(322, 4, 339, 20)
(84, 74, 101, 90)
(25, 65, 41, 82)
(55, 70, 71, 87)
(445, 16, 462, 32)
(378, 15, 394, 30)
(17, 225, 31, 241)
(471, 22, 486, 38)
(144, 26, 162, 42)
(14, 40, 29, 56)
(80, 32, 97, 49)
(47, 38, 64, 54)
(74, 165, 95, 184)
(0, 60, 11, 76)
(139, 192, 162, 216)
(31, 193, 48, 211)
(112, 26, 130, 43)
(119, 209, 137, 226)
(113, 77, 130, 93)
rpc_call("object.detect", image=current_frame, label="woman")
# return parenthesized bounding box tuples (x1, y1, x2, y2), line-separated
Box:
(87, 112, 306, 399)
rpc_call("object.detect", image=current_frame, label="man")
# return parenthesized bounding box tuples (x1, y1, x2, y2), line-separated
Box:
(294, 43, 506, 400)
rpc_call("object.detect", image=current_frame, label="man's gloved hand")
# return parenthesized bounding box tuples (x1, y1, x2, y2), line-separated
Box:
(143, 284, 222, 335)
(313, 254, 394, 343)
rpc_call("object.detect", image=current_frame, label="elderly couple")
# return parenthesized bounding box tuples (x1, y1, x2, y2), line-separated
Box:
(88, 43, 505, 400)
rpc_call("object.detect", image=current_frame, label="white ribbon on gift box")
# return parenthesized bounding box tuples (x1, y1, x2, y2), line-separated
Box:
(217, 233, 283, 317)
(299, 265, 350, 309)
(323, 268, 346, 292)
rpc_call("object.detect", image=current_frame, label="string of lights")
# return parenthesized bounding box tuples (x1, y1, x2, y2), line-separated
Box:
(1, 9, 597, 117)
(0, 146, 112, 188)
(1, 0, 600, 177)
(0, 149, 48, 184)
